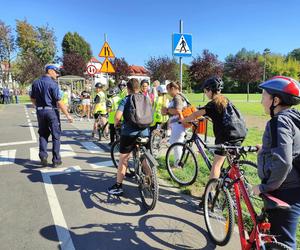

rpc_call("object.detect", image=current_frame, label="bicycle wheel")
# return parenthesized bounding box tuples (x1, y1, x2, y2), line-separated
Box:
(165, 142, 198, 186)
(262, 242, 291, 250)
(138, 157, 159, 211)
(150, 130, 163, 158)
(111, 140, 120, 168)
(203, 178, 234, 246)
(111, 140, 135, 176)
(102, 123, 110, 140)
(74, 104, 83, 117)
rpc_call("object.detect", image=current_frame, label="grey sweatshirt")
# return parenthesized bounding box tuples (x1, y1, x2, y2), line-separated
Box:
(258, 108, 300, 193)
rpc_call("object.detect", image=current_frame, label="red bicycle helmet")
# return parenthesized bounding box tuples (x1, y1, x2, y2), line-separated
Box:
(259, 76, 300, 106)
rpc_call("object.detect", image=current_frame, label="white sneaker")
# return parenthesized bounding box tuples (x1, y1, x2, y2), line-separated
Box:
(80, 118, 83, 121)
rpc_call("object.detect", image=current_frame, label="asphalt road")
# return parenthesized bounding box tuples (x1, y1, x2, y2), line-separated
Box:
(0, 104, 240, 250)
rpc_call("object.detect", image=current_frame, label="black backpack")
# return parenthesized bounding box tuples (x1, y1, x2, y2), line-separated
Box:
(222, 102, 247, 142)
(123, 93, 153, 129)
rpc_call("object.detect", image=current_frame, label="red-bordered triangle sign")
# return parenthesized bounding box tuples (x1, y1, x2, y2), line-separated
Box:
(99, 42, 115, 58)
(100, 58, 115, 73)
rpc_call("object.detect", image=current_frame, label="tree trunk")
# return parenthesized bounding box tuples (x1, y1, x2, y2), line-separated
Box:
(247, 82, 250, 102)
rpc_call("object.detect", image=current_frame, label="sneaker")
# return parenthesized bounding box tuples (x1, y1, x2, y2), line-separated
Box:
(53, 161, 62, 168)
(40, 158, 48, 167)
(107, 183, 123, 196)
(80, 118, 83, 121)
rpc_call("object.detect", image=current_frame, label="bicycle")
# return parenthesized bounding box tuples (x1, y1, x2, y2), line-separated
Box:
(150, 122, 170, 158)
(96, 113, 110, 141)
(111, 136, 159, 210)
(202, 144, 291, 249)
(165, 118, 257, 186)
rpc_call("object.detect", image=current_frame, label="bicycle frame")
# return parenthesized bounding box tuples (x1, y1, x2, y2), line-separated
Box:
(228, 162, 271, 250)
(187, 127, 213, 170)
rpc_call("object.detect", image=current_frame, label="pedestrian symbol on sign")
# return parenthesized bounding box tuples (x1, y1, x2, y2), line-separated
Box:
(174, 35, 191, 54)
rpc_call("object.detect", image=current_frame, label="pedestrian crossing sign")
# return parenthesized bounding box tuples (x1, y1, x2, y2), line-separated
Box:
(172, 33, 192, 57)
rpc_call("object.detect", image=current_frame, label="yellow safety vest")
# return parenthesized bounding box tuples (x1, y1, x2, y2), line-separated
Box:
(119, 88, 128, 100)
(151, 95, 169, 126)
(108, 95, 121, 124)
(62, 92, 69, 105)
(94, 91, 107, 114)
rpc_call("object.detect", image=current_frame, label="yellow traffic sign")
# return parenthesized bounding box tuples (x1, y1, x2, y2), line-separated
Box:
(100, 58, 115, 73)
(99, 42, 115, 58)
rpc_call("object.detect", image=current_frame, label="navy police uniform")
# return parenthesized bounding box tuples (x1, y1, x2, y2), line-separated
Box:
(30, 75, 62, 164)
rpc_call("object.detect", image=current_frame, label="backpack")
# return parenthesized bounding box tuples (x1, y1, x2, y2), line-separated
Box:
(222, 102, 247, 142)
(123, 93, 153, 129)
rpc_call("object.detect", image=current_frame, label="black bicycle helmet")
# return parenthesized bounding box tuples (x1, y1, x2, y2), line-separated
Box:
(201, 76, 224, 92)
(107, 87, 119, 98)
(106, 99, 112, 109)
(95, 82, 104, 89)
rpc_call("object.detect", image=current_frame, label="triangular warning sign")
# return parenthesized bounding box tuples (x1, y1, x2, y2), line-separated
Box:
(99, 42, 115, 58)
(100, 58, 115, 73)
(174, 35, 191, 55)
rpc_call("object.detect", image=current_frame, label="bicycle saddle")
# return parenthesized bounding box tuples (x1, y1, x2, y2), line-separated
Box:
(261, 193, 290, 211)
(136, 137, 149, 145)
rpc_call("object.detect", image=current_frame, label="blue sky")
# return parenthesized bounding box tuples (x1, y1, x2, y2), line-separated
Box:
(1, 0, 300, 66)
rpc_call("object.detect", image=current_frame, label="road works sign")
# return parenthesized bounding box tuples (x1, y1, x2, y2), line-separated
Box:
(99, 42, 115, 58)
(172, 33, 192, 57)
(100, 58, 115, 73)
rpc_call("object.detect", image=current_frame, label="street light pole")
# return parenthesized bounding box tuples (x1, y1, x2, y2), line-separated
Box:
(263, 48, 270, 82)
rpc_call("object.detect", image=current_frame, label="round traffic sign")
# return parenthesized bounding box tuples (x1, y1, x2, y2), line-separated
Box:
(86, 65, 97, 76)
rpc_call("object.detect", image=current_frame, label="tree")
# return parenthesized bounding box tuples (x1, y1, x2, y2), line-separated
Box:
(112, 57, 130, 83)
(15, 20, 57, 84)
(225, 56, 263, 101)
(145, 56, 178, 83)
(62, 32, 92, 63)
(62, 52, 86, 77)
(0, 20, 15, 85)
(188, 49, 223, 91)
(288, 48, 300, 62)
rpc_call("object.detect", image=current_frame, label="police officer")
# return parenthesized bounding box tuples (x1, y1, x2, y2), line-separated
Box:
(30, 64, 73, 167)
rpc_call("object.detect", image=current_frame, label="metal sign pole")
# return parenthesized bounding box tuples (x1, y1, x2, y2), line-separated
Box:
(104, 33, 109, 88)
(179, 20, 183, 92)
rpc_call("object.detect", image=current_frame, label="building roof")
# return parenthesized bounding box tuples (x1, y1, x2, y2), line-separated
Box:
(128, 65, 149, 76)
(90, 57, 101, 63)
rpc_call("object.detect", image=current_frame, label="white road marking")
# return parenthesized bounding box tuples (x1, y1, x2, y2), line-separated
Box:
(80, 141, 105, 153)
(0, 150, 16, 165)
(0, 106, 37, 147)
(90, 160, 113, 169)
(40, 166, 80, 250)
(30, 145, 76, 162)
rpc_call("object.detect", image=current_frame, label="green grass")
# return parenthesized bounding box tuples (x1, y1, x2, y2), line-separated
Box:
(19, 95, 31, 103)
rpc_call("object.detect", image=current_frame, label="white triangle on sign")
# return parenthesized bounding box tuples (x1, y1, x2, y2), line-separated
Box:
(174, 35, 191, 54)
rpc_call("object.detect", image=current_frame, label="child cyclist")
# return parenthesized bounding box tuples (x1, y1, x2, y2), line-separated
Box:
(182, 76, 246, 180)
(252, 76, 300, 250)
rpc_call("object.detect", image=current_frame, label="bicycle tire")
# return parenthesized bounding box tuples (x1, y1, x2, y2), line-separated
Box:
(203, 178, 234, 246)
(165, 142, 198, 186)
(150, 130, 163, 158)
(102, 123, 110, 140)
(138, 157, 159, 211)
(111, 140, 120, 168)
(111, 140, 135, 176)
(261, 242, 292, 250)
(74, 103, 82, 117)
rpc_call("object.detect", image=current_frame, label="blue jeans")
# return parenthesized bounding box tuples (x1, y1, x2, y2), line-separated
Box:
(269, 187, 300, 249)
(36, 109, 61, 163)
